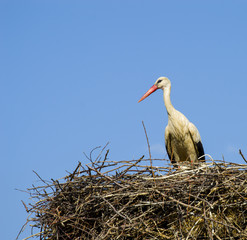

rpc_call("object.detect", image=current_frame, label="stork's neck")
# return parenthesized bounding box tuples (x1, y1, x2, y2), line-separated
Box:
(163, 85, 175, 116)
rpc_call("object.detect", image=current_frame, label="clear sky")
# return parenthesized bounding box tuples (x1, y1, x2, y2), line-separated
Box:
(1, 1, 247, 239)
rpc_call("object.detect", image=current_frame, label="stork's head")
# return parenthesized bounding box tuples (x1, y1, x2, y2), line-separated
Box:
(138, 76, 170, 103)
(154, 77, 171, 89)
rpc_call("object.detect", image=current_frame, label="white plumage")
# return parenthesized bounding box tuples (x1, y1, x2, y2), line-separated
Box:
(138, 77, 205, 168)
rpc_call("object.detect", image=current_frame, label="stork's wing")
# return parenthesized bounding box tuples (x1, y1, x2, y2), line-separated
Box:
(188, 122, 205, 161)
(165, 126, 176, 164)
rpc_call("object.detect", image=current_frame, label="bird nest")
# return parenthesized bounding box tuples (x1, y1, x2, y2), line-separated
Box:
(18, 147, 247, 240)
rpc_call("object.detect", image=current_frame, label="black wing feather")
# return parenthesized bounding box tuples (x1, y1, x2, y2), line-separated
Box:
(196, 140, 205, 161)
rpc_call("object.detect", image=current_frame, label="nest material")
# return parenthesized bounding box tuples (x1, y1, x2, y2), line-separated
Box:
(20, 148, 247, 239)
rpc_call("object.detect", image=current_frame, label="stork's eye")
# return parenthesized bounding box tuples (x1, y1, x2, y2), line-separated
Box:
(157, 80, 162, 84)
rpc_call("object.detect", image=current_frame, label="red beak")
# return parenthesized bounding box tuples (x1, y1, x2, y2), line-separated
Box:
(138, 85, 158, 103)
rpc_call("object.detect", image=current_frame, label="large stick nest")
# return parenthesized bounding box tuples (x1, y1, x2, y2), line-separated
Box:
(19, 147, 247, 239)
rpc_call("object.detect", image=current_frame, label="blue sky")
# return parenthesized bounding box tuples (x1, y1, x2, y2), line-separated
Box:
(1, 1, 247, 239)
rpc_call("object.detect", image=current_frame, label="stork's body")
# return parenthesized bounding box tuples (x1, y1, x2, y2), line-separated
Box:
(138, 77, 205, 167)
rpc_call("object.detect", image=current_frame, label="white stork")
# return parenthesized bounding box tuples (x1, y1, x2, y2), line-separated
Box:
(138, 77, 205, 168)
